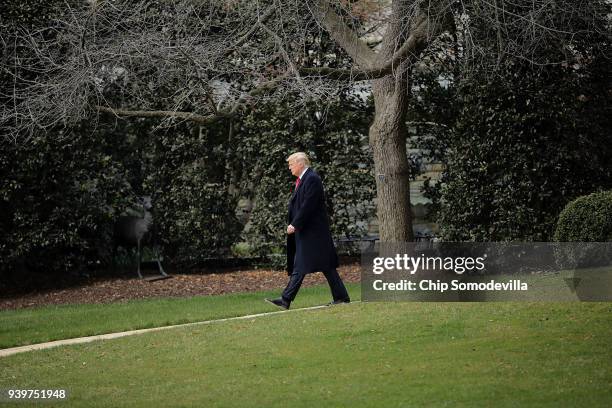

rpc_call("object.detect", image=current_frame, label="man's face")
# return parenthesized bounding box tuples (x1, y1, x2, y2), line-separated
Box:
(288, 159, 304, 178)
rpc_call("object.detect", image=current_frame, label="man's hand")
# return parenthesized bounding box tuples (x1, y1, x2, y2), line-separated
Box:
(287, 224, 296, 234)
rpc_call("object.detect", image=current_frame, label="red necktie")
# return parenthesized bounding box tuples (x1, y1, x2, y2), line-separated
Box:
(295, 178, 301, 190)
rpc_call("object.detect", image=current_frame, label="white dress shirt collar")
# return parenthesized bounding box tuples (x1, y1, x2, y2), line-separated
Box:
(299, 167, 309, 179)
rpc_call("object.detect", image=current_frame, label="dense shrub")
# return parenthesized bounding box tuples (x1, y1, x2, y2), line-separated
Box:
(1, 1, 375, 278)
(1, 1, 375, 277)
(419, 60, 612, 241)
(0, 130, 133, 280)
(1, 93, 377, 277)
(0, 0, 134, 283)
(236, 94, 376, 264)
(554, 191, 612, 242)
(145, 123, 242, 267)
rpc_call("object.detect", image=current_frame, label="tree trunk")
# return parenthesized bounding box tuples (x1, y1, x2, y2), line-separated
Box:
(370, 73, 414, 242)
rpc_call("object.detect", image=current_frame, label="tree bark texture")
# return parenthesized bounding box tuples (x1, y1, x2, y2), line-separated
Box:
(368, 0, 421, 242)
(370, 74, 414, 242)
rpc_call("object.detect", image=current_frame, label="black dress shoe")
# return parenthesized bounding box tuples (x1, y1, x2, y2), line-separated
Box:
(327, 298, 350, 306)
(265, 298, 290, 310)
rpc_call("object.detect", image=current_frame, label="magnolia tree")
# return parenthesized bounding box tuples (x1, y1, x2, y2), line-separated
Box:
(2, 0, 609, 241)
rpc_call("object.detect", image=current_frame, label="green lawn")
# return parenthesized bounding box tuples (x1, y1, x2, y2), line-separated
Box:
(0, 284, 360, 349)
(1, 288, 611, 407)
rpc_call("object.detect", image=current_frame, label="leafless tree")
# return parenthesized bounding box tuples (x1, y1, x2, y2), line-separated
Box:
(1, 0, 609, 241)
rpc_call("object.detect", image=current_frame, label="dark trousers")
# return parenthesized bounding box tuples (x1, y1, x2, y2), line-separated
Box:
(282, 269, 349, 304)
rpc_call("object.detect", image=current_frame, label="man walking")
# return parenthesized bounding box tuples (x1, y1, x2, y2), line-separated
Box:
(266, 152, 350, 309)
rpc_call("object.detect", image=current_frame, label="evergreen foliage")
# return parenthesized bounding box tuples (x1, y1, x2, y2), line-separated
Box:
(419, 60, 612, 241)
(554, 191, 612, 242)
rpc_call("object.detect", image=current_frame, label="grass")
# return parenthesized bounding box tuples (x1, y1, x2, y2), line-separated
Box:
(0, 283, 361, 349)
(363, 267, 612, 302)
(0, 300, 610, 407)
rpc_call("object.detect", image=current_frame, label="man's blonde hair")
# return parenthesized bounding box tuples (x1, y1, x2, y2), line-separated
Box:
(286, 152, 310, 165)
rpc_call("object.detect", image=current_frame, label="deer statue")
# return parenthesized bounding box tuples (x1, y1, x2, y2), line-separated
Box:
(113, 196, 167, 279)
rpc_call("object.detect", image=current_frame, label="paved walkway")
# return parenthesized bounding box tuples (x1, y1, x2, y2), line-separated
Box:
(0, 302, 357, 358)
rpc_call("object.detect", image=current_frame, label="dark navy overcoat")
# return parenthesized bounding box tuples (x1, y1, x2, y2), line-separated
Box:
(286, 168, 339, 275)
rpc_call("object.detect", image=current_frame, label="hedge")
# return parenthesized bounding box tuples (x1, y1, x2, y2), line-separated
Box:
(554, 191, 612, 242)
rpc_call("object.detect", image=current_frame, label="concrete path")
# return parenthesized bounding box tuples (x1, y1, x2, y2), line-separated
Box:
(0, 302, 357, 358)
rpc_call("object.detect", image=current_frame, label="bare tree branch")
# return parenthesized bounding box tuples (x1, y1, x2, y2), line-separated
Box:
(1, 0, 608, 142)
(298, 13, 434, 80)
(222, 5, 277, 58)
(95, 106, 230, 125)
(310, 0, 377, 68)
(96, 70, 290, 125)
